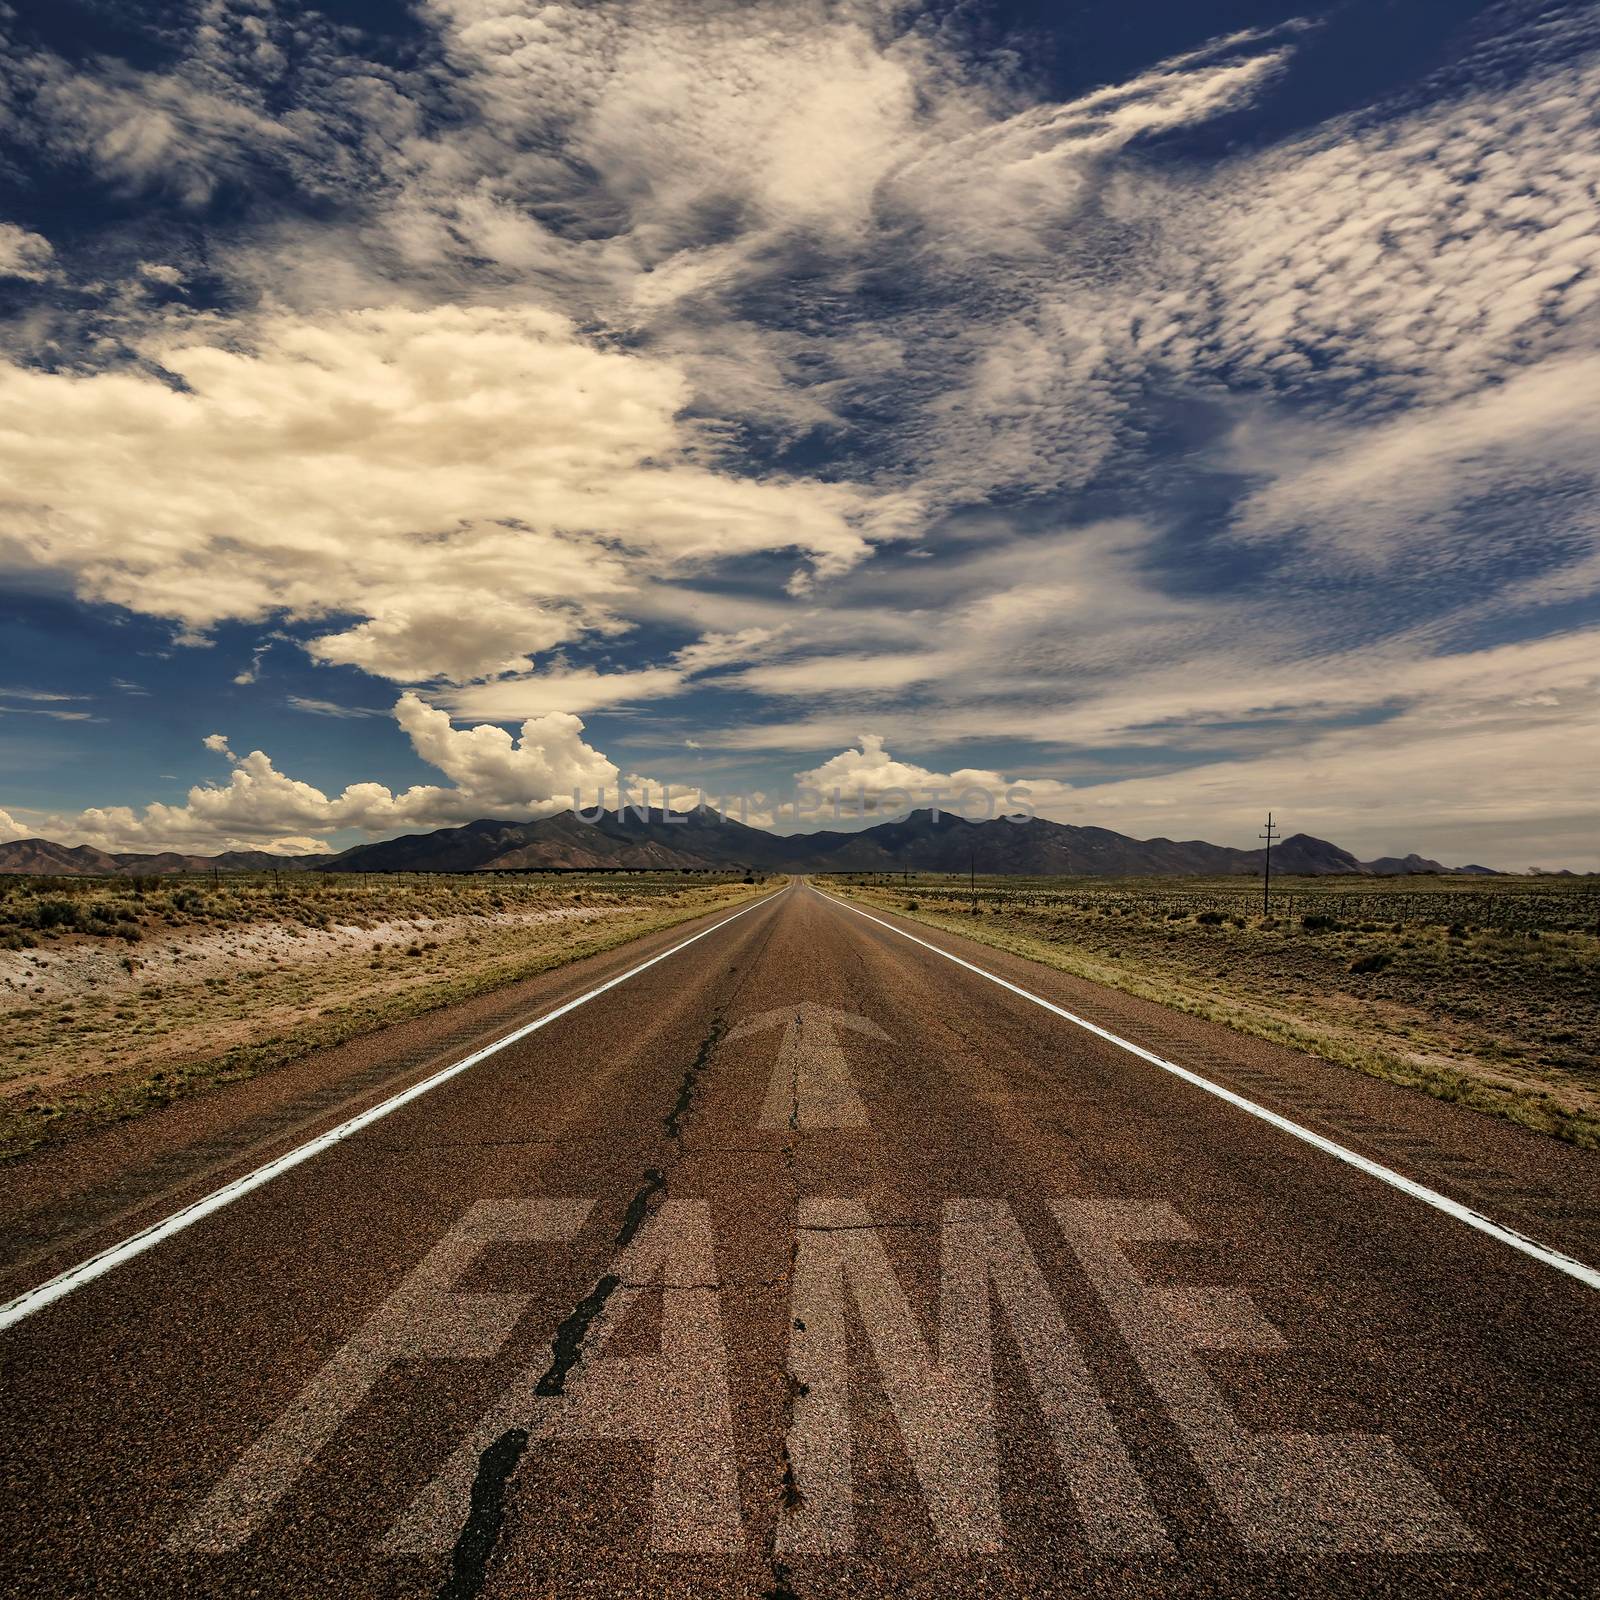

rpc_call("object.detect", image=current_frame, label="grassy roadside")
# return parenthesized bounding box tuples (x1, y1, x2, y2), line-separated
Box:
(828, 875, 1600, 1149)
(0, 875, 777, 1161)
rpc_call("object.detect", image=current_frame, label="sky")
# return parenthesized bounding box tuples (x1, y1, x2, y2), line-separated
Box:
(0, 0, 1597, 868)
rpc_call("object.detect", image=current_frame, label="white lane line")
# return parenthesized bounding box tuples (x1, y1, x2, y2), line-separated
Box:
(0, 889, 785, 1334)
(815, 886, 1600, 1293)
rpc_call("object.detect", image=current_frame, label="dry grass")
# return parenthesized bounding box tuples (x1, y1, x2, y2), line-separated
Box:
(0, 872, 773, 1160)
(831, 873, 1600, 1148)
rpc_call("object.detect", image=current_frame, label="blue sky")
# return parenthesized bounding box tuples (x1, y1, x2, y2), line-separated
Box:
(1, 0, 1597, 867)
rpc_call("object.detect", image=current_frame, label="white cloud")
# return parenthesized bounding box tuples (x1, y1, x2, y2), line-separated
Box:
(1055, 636, 1600, 870)
(4, 3, 1599, 872)
(1166, 44, 1600, 412)
(391, 691, 618, 812)
(0, 305, 898, 683)
(796, 733, 1070, 816)
(736, 652, 946, 698)
(0, 223, 55, 282)
(876, 14, 1600, 515)
(34, 692, 627, 854)
(671, 628, 781, 674)
(0, 807, 28, 843)
(1229, 351, 1600, 573)
(0, 687, 97, 721)
(286, 696, 383, 719)
(438, 667, 688, 720)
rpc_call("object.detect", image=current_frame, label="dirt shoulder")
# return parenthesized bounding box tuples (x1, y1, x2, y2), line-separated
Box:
(829, 874, 1600, 1148)
(0, 873, 774, 1161)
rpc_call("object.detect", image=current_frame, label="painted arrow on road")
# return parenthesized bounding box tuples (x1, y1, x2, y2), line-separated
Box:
(728, 1002, 888, 1129)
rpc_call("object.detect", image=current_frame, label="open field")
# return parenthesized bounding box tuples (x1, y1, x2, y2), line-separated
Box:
(830, 872, 1600, 1147)
(0, 871, 772, 1161)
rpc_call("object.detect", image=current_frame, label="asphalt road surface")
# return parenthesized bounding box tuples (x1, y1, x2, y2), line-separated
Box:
(2, 879, 1596, 1598)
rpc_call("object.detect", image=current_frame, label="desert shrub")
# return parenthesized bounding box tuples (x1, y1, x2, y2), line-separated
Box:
(1195, 910, 1226, 926)
(1302, 914, 1340, 932)
(1349, 951, 1392, 974)
(28, 897, 82, 930)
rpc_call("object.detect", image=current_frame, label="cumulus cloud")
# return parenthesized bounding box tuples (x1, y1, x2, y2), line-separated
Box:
(796, 733, 1070, 816)
(36, 692, 627, 853)
(0, 807, 28, 843)
(390, 691, 619, 812)
(0, 305, 899, 683)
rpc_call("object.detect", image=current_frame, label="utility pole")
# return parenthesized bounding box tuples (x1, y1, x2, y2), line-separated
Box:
(1259, 811, 1280, 916)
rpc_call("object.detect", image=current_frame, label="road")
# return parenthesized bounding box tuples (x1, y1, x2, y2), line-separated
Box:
(2, 878, 1596, 1598)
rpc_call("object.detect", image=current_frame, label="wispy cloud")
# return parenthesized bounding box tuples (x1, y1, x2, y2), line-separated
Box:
(285, 696, 385, 719)
(0, 687, 96, 721)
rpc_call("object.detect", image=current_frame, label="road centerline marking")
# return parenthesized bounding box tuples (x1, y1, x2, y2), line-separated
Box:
(0, 889, 785, 1334)
(814, 885, 1600, 1293)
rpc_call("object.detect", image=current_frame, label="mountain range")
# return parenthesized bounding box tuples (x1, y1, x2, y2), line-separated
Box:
(0, 808, 1504, 878)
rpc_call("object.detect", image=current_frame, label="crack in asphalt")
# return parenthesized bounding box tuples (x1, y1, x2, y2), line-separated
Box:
(787, 1015, 802, 1135)
(615, 1167, 667, 1248)
(537, 1273, 626, 1398)
(664, 1016, 727, 1143)
(436, 1268, 623, 1600)
(429, 926, 781, 1598)
(770, 1023, 805, 1592)
(796, 1221, 936, 1232)
(434, 1425, 529, 1600)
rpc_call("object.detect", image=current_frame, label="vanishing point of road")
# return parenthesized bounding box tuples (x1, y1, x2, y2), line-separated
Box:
(2, 879, 1596, 1597)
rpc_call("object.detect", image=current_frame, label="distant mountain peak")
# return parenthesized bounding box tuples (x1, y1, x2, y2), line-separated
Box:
(0, 811, 1511, 878)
